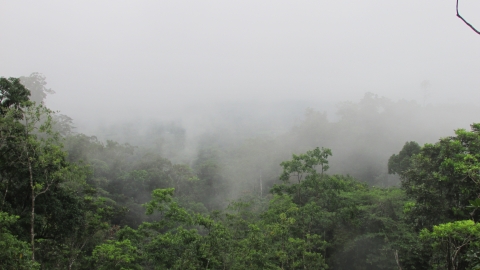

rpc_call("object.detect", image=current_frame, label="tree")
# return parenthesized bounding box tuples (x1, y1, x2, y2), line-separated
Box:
(388, 141, 421, 175)
(273, 147, 332, 205)
(19, 73, 54, 105)
(92, 239, 140, 270)
(0, 77, 86, 264)
(0, 77, 31, 113)
(420, 220, 480, 270)
(398, 124, 480, 229)
(0, 212, 39, 269)
(261, 194, 328, 269)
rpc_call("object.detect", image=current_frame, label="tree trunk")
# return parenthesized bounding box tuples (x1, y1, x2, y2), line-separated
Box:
(25, 116, 35, 262)
(28, 153, 35, 262)
(1, 179, 8, 211)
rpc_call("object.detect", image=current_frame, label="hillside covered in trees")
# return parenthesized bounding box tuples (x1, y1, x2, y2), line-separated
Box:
(1, 74, 480, 269)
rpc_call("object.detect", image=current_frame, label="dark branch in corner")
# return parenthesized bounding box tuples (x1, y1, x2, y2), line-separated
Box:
(456, 0, 480, 35)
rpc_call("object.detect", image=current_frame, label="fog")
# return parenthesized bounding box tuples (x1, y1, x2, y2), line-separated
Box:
(2, 1, 480, 117)
(2, 1, 480, 193)
(5, 3, 480, 268)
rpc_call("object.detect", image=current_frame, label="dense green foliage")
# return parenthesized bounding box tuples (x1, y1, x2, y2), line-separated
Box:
(1, 75, 480, 269)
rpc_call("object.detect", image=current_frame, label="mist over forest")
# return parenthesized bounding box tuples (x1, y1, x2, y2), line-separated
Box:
(2, 1, 480, 269)
(75, 90, 480, 190)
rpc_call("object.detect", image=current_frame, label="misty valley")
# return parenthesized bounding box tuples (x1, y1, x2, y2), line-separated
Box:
(1, 74, 480, 269)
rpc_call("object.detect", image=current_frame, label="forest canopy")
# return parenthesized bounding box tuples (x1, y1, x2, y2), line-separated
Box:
(1, 75, 480, 269)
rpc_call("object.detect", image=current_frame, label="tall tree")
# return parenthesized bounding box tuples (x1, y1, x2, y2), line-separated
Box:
(0, 77, 31, 113)
(398, 124, 480, 229)
(0, 77, 86, 264)
(388, 141, 421, 175)
(19, 73, 54, 105)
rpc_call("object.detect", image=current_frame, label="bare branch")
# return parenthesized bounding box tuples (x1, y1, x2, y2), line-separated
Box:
(457, 0, 480, 35)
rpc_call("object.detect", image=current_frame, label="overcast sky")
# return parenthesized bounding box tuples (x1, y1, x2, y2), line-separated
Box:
(1, 1, 480, 124)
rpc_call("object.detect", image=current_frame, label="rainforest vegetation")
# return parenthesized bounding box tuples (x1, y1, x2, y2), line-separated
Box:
(1, 74, 480, 269)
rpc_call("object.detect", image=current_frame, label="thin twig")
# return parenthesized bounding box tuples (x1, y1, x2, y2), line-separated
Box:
(456, 0, 480, 35)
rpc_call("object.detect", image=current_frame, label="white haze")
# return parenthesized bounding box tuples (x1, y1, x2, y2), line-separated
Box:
(1, 1, 480, 121)
(2, 1, 480, 163)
